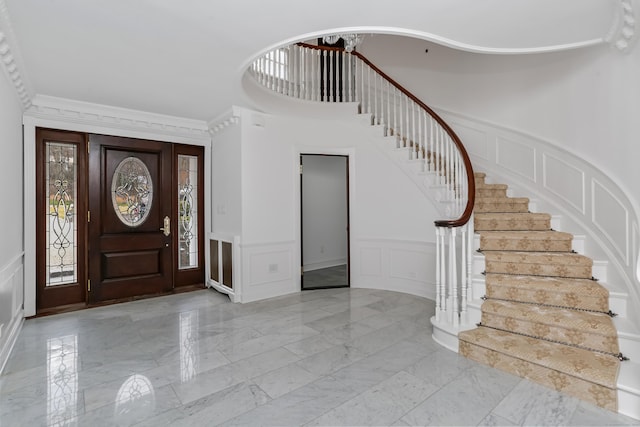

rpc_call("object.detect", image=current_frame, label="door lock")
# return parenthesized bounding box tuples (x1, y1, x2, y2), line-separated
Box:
(160, 216, 171, 236)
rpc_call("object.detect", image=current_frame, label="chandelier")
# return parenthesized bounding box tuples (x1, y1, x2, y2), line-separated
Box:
(322, 33, 363, 52)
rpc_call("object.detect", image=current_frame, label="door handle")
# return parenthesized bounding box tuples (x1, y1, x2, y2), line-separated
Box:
(160, 216, 171, 236)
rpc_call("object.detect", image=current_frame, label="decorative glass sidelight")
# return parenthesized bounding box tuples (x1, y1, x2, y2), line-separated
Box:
(111, 157, 153, 227)
(178, 155, 198, 269)
(45, 142, 77, 286)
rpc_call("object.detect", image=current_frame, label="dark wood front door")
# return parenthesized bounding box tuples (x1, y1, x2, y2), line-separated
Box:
(88, 135, 173, 303)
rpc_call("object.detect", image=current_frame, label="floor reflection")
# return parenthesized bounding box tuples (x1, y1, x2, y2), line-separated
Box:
(47, 335, 78, 426)
(179, 310, 199, 382)
(115, 374, 155, 422)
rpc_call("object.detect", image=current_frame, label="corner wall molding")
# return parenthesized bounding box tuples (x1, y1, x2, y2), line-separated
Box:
(0, 0, 33, 110)
(25, 95, 211, 143)
(208, 107, 241, 135)
(609, 0, 637, 52)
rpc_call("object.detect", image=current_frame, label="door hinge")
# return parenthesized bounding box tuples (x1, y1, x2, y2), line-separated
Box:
(299, 164, 303, 174)
(300, 266, 304, 275)
(87, 279, 91, 292)
(88, 210, 91, 223)
(87, 140, 90, 153)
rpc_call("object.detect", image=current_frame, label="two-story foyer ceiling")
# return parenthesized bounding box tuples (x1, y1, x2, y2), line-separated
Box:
(2, 0, 620, 122)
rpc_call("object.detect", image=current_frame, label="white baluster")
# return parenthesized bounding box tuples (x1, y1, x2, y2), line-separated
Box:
(329, 50, 334, 102)
(460, 224, 468, 325)
(367, 66, 372, 115)
(467, 214, 474, 301)
(439, 226, 447, 320)
(449, 227, 458, 327)
(435, 226, 442, 322)
(374, 73, 379, 124)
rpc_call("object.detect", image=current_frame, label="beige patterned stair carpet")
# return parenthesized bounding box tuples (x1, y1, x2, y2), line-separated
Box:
(459, 172, 621, 412)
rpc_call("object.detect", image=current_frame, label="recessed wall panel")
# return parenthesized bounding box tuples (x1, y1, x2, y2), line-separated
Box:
(389, 249, 428, 281)
(496, 136, 536, 181)
(248, 250, 292, 286)
(543, 153, 585, 214)
(360, 247, 382, 276)
(592, 179, 629, 264)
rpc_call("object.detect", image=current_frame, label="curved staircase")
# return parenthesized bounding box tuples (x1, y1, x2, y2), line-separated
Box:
(460, 172, 628, 413)
(246, 42, 639, 419)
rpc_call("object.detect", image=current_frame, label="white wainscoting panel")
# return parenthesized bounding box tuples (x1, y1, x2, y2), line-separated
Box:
(353, 238, 436, 300)
(634, 222, 639, 282)
(496, 136, 536, 182)
(592, 179, 629, 264)
(240, 241, 297, 303)
(360, 247, 382, 276)
(0, 254, 24, 375)
(543, 152, 586, 214)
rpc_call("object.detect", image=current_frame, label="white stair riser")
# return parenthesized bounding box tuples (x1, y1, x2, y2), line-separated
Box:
(617, 332, 640, 359)
(618, 388, 640, 421)
(609, 291, 628, 318)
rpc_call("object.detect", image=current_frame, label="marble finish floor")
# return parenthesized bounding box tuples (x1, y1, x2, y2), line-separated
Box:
(1, 288, 638, 427)
(302, 264, 348, 289)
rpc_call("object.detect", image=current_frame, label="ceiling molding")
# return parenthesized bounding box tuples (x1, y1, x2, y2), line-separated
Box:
(609, 0, 637, 52)
(25, 95, 211, 143)
(0, 0, 33, 110)
(208, 107, 241, 135)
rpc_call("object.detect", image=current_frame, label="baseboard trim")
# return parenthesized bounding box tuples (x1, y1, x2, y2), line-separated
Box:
(0, 309, 24, 375)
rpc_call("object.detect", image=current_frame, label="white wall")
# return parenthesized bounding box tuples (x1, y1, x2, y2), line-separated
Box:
(229, 106, 440, 302)
(212, 120, 242, 236)
(0, 66, 25, 373)
(301, 155, 348, 271)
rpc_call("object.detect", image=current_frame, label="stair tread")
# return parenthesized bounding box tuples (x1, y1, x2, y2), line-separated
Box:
(477, 183, 508, 190)
(484, 251, 593, 266)
(485, 273, 608, 295)
(475, 197, 528, 202)
(478, 230, 573, 240)
(481, 300, 618, 338)
(484, 273, 609, 312)
(459, 327, 620, 389)
(476, 212, 551, 219)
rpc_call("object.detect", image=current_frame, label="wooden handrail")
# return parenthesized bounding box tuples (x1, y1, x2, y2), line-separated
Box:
(295, 42, 475, 228)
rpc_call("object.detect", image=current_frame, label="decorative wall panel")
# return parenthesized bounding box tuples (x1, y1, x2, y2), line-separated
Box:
(543, 153, 585, 214)
(360, 247, 382, 276)
(389, 249, 429, 282)
(248, 249, 292, 287)
(592, 179, 629, 264)
(496, 136, 536, 182)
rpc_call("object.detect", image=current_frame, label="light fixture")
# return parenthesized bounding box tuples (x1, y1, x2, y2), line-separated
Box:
(322, 33, 363, 52)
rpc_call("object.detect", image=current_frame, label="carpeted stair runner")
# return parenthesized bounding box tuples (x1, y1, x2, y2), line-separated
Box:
(459, 172, 622, 412)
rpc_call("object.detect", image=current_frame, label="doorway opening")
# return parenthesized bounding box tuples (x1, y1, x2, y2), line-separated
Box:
(35, 129, 205, 314)
(300, 154, 350, 290)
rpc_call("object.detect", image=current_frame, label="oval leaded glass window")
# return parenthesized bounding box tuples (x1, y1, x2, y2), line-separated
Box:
(111, 157, 153, 227)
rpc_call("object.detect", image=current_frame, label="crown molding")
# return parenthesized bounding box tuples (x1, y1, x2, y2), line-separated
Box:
(208, 106, 241, 135)
(25, 95, 211, 144)
(0, 0, 33, 110)
(608, 0, 638, 52)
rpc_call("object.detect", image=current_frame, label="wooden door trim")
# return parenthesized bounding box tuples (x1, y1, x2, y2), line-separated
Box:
(35, 128, 88, 311)
(172, 144, 205, 288)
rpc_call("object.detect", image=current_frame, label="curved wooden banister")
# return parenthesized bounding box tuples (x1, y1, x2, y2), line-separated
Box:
(295, 42, 475, 228)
